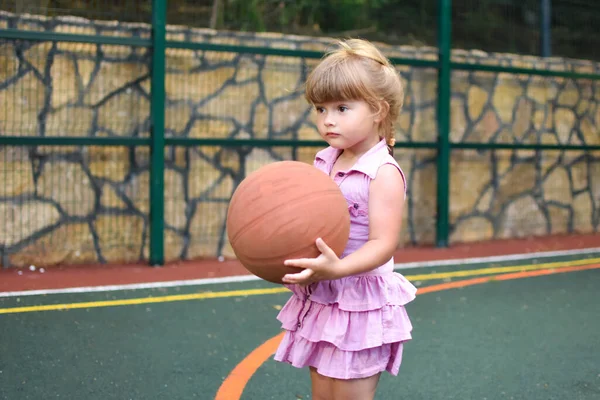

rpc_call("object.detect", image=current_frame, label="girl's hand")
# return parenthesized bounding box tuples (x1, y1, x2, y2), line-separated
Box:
(281, 238, 341, 285)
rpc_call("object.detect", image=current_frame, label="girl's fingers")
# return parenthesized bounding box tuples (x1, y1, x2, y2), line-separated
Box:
(315, 238, 336, 258)
(285, 238, 335, 268)
(282, 268, 314, 284)
(284, 258, 313, 268)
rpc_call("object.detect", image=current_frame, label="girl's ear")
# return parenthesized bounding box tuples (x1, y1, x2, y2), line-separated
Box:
(374, 101, 390, 123)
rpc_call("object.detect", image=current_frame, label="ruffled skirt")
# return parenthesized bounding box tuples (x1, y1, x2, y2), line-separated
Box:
(273, 272, 417, 380)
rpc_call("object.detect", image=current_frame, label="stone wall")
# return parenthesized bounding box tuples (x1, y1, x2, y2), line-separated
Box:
(0, 11, 599, 267)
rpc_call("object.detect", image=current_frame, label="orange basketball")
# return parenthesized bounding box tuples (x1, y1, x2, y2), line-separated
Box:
(226, 161, 350, 284)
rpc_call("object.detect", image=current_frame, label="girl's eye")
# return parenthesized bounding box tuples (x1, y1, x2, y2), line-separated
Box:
(338, 106, 348, 112)
(315, 106, 325, 113)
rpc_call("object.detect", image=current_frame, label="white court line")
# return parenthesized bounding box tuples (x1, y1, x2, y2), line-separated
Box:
(0, 275, 261, 298)
(1, 246, 600, 298)
(392, 246, 600, 270)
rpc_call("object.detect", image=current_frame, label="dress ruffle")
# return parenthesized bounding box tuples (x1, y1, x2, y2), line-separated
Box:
(284, 271, 416, 311)
(277, 298, 413, 350)
(274, 272, 417, 379)
(274, 330, 404, 380)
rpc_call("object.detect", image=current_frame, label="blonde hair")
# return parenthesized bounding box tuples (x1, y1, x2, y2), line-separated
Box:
(304, 39, 404, 152)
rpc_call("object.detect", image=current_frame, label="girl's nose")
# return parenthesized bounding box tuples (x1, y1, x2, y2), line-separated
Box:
(324, 115, 335, 126)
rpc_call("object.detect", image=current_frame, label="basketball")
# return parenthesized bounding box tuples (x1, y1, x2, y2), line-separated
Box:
(226, 161, 350, 284)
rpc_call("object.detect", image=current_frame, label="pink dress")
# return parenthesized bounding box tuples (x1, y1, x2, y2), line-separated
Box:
(274, 139, 417, 380)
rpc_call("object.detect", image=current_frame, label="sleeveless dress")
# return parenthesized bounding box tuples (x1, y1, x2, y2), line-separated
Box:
(274, 139, 418, 380)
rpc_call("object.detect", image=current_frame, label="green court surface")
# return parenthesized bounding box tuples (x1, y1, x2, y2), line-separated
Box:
(1, 254, 599, 400)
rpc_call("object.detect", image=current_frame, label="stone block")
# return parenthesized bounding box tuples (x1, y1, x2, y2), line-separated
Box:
(0, 148, 35, 197)
(166, 48, 201, 72)
(10, 223, 97, 267)
(0, 73, 46, 136)
(412, 106, 437, 142)
(270, 95, 311, 134)
(548, 204, 571, 234)
(165, 103, 193, 135)
(97, 89, 150, 136)
(23, 42, 53, 76)
(46, 106, 94, 137)
(187, 201, 229, 259)
(188, 149, 230, 200)
(0, 201, 61, 247)
(573, 193, 593, 232)
(262, 67, 303, 104)
(492, 77, 524, 124)
(450, 97, 467, 142)
(476, 187, 494, 213)
(85, 62, 149, 106)
(100, 183, 128, 210)
(0, 43, 18, 83)
(409, 162, 437, 245)
(200, 81, 260, 127)
(467, 85, 488, 122)
(554, 108, 576, 143)
(88, 146, 131, 182)
(166, 67, 235, 102)
(189, 118, 235, 139)
(94, 214, 145, 263)
(498, 195, 547, 238)
(123, 171, 150, 214)
(164, 229, 185, 262)
(50, 55, 80, 108)
(494, 163, 537, 213)
(164, 168, 187, 230)
(513, 98, 534, 140)
(450, 216, 494, 243)
(580, 118, 598, 145)
(37, 160, 96, 217)
(450, 150, 492, 222)
(557, 81, 580, 107)
(590, 161, 600, 204)
(543, 167, 573, 205)
(253, 102, 269, 138)
(411, 69, 437, 106)
(469, 110, 500, 143)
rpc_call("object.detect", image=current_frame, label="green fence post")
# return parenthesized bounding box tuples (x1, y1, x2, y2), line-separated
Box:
(149, 0, 167, 265)
(436, 0, 452, 247)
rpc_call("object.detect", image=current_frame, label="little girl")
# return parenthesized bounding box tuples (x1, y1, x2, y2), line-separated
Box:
(274, 39, 418, 400)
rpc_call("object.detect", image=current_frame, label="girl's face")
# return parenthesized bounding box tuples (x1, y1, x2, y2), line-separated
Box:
(314, 100, 381, 154)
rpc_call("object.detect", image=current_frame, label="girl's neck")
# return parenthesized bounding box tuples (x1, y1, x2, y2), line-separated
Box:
(338, 135, 381, 162)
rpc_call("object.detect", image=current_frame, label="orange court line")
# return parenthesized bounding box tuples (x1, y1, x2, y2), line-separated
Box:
(214, 263, 600, 400)
(214, 332, 285, 400)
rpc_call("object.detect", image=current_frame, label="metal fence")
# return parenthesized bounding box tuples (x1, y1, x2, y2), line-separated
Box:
(0, 0, 599, 267)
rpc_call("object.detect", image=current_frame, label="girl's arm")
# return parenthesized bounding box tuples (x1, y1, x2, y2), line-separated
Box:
(282, 164, 405, 284)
